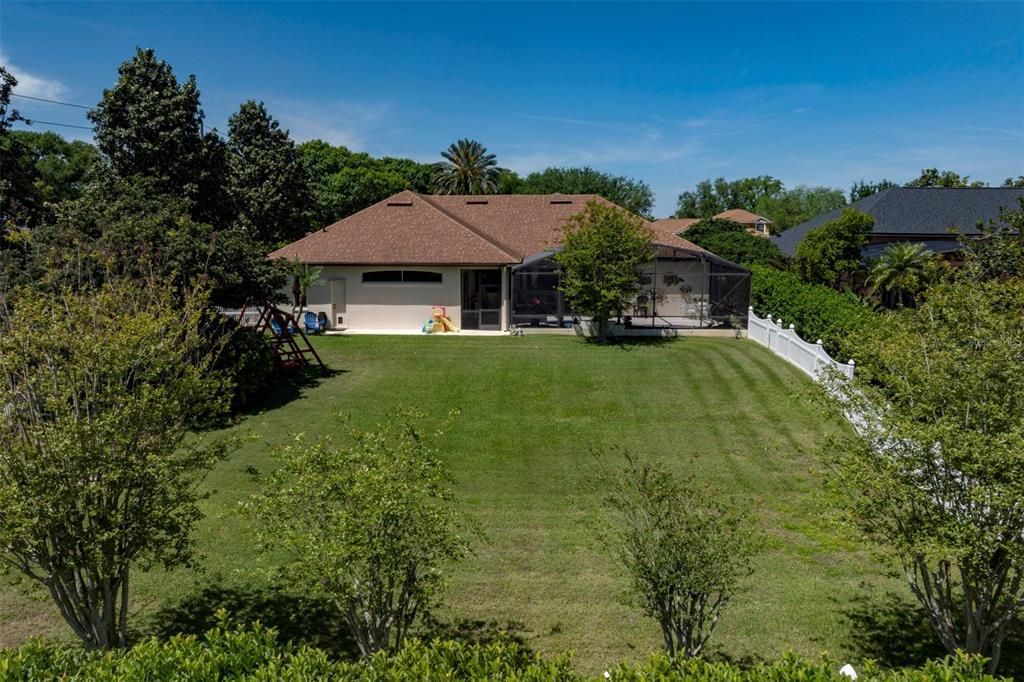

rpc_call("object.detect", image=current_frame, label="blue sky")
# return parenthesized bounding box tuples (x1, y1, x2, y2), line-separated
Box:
(3, 1, 1023, 216)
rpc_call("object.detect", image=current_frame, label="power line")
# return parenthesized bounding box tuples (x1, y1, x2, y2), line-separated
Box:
(12, 93, 95, 110)
(19, 119, 94, 131)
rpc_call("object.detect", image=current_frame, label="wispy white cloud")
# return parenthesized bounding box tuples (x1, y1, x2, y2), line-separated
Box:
(2, 54, 67, 99)
(261, 97, 396, 150)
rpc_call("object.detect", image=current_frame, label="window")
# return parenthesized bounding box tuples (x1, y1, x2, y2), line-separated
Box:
(362, 270, 402, 283)
(402, 270, 443, 283)
(362, 270, 442, 284)
(755, 220, 767, 234)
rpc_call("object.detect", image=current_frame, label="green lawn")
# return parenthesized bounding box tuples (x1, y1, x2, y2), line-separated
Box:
(1, 335, 916, 670)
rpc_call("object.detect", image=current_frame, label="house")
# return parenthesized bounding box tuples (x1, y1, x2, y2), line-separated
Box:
(655, 209, 773, 238)
(270, 191, 749, 332)
(774, 187, 1024, 258)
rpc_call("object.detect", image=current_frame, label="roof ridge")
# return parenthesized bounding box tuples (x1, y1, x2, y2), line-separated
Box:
(415, 193, 521, 260)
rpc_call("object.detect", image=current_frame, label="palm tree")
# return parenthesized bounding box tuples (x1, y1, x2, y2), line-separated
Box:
(432, 139, 503, 195)
(290, 259, 323, 312)
(867, 242, 937, 307)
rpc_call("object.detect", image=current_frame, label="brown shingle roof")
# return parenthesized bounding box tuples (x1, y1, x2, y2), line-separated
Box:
(714, 208, 771, 224)
(653, 217, 701, 234)
(270, 192, 712, 265)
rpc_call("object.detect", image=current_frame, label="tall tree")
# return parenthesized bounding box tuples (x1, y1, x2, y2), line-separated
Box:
(754, 185, 847, 232)
(555, 201, 653, 341)
(4, 131, 100, 226)
(299, 140, 433, 225)
(89, 49, 228, 225)
(0, 280, 230, 649)
(680, 218, 786, 268)
(1002, 176, 1024, 188)
(850, 179, 898, 202)
(794, 208, 874, 288)
(226, 100, 311, 245)
(0, 66, 30, 228)
(516, 167, 655, 218)
(906, 168, 986, 188)
(674, 176, 783, 218)
(828, 273, 1024, 673)
(432, 139, 502, 195)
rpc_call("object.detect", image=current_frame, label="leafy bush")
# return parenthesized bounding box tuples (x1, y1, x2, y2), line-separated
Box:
(210, 319, 277, 412)
(750, 264, 875, 361)
(0, 621, 1004, 681)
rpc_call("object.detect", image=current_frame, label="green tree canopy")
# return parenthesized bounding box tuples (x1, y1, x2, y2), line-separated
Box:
(1001, 176, 1024, 188)
(680, 218, 785, 267)
(905, 168, 986, 188)
(674, 176, 783, 219)
(555, 201, 653, 341)
(89, 48, 226, 219)
(849, 178, 898, 202)
(754, 185, 846, 232)
(299, 139, 433, 225)
(515, 166, 655, 218)
(226, 100, 312, 245)
(432, 138, 502, 195)
(3, 131, 100, 226)
(794, 208, 874, 288)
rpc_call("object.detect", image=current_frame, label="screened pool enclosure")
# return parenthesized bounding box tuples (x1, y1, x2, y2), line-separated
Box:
(510, 245, 751, 330)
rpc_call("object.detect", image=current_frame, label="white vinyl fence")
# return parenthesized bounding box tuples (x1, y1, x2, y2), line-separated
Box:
(747, 307, 855, 381)
(217, 308, 262, 327)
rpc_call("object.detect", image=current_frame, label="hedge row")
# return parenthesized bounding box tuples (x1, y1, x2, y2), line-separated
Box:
(749, 264, 875, 362)
(0, 621, 1003, 681)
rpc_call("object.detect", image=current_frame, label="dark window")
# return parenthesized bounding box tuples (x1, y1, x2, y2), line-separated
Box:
(402, 270, 443, 283)
(363, 270, 402, 283)
(362, 270, 441, 284)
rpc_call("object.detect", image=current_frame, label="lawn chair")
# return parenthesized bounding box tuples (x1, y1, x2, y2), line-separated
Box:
(303, 310, 325, 335)
(270, 316, 296, 336)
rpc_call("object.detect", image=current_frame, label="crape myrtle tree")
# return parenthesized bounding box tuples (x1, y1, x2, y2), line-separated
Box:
(827, 266, 1024, 673)
(246, 410, 477, 656)
(555, 201, 653, 342)
(598, 453, 758, 659)
(0, 279, 231, 649)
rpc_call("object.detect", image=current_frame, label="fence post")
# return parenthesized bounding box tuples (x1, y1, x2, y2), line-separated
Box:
(815, 339, 825, 378)
(847, 358, 856, 380)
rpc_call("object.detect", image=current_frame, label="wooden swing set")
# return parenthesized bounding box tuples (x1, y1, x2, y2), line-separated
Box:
(236, 302, 326, 372)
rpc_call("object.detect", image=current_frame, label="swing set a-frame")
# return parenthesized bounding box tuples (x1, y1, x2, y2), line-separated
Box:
(236, 302, 326, 373)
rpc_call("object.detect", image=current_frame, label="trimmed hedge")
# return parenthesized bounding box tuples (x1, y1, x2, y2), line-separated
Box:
(0, 620, 1004, 681)
(749, 264, 875, 362)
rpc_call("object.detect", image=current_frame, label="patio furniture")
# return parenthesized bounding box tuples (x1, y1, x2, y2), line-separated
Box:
(303, 311, 325, 335)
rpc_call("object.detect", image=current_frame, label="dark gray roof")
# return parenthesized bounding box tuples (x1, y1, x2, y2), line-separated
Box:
(774, 187, 1024, 256)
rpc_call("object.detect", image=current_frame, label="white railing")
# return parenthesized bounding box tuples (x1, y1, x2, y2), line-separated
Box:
(747, 307, 854, 381)
(217, 308, 262, 327)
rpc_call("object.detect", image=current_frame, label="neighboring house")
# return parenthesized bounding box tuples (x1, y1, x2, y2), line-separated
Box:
(774, 187, 1024, 258)
(656, 209, 773, 237)
(270, 191, 748, 332)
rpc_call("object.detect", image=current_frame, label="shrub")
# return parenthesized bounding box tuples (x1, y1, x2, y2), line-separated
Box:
(794, 208, 873, 288)
(0, 622, 1004, 681)
(209, 319, 277, 412)
(749, 264, 875, 361)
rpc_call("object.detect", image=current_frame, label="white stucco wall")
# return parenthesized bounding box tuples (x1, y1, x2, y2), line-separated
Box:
(299, 265, 465, 331)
